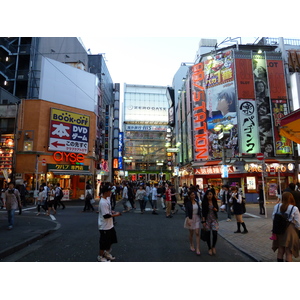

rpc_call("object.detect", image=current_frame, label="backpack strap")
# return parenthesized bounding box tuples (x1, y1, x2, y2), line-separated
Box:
(288, 206, 295, 219)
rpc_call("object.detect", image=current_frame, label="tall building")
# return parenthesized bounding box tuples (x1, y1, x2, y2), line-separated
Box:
(0, 37, 118, 196)
(174, 37, 300, 202)
(122, 84, 170, 182)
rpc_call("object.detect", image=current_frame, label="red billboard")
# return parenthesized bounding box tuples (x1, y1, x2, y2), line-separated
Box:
(235, 58, 255, 99)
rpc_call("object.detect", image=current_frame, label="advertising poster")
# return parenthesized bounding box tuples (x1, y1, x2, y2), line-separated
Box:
(270, 99, 293, 155)
(205, 51, 238, 160)
(267, 59, 293, 155)
(49, 108, 90, 154)
(252, 54, 274, 156)
(235, 58, 255, 99)
(191, 62, 209, 161)
(238, 99, 260, 154)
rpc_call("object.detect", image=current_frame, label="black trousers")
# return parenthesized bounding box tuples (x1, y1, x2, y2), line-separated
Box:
(54, 197, 65, 209)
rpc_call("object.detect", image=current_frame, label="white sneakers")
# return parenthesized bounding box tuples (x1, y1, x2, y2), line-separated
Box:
(97, 251, 116, 262)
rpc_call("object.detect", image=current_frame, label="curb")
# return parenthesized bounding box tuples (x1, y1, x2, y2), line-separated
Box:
(0, 221, 61, 260)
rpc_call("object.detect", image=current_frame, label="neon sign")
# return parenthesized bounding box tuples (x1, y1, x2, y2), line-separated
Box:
(53, 151, 84, 164)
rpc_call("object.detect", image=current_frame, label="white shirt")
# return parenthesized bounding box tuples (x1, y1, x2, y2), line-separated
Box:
(122, 186, 128, 198)
(152, 187, 158, 200)
(98, 197, 113, 230)
(272, 203, 300, 229)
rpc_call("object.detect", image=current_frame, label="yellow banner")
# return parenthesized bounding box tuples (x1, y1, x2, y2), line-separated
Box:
(51, 108, 90, 127)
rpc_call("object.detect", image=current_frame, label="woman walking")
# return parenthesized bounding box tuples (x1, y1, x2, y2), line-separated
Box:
(202, 190, 219, 256)
(36, 186, 47, 216)
(272, 192, 300, 262)
(184, 191, 202, 255)
(230, 186, 248, 234)
(47, 184, 56, 215)
(135, 185, 146, 214)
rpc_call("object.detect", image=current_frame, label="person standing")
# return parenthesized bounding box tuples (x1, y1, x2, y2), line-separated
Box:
(17, 181, 27, 208)
(151, 183, 158, 215)
(201, 190, 219, 255)
(97, 183, 118, 262)
(272, 192, 300, 262)
(221, 185, 231, 221)
(157, 183, 165, 209)
(258, 184, 265, 215)
(128, 183, 136, 210)
(165, 183, 172, 218)
(135, 184, 146, 213)
(121, 182, 130, 212)
(184, 191, 202, 255)
(230, 186, 248, 234)
(4, 182, 21, 229)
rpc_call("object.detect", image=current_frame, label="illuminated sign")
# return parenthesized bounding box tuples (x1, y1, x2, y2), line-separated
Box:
(47, 164, 89, 171)
(49, 108, 90, 154)
(191, 62, 209, 161)
(53, 151, 84, 164)
(238, 99, 260, 154)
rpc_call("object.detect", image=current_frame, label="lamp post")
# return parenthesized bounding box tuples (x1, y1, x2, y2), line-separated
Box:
(214, 123, 234, 185)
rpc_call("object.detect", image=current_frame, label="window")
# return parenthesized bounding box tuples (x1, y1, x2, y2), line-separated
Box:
(23, 141, 33, 151)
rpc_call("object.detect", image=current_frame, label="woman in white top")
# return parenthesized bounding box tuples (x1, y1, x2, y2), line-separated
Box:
(272, 192, 300, 262)
(36, 186, 47, 216)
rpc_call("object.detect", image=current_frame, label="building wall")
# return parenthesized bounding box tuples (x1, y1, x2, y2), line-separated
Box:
(16, 99, 96, 176)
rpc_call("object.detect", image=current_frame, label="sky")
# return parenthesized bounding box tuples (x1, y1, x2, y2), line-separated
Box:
(80, 37, 259, 87)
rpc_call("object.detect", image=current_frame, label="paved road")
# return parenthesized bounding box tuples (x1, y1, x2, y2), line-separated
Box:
(1, 201, 255, 262)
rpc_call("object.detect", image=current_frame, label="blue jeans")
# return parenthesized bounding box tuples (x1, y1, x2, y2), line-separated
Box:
(7, 209, 16, 226)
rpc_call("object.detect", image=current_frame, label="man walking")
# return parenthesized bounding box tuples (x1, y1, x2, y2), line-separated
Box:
(121, 182, 130, 212)
(54, 183, 65, 210)
(4, 182, 21, 229)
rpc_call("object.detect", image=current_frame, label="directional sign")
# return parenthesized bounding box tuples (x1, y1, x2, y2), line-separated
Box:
(256, 153, 264, 161)
(49, 108, 90, 154)
(269, 166, 275, 175)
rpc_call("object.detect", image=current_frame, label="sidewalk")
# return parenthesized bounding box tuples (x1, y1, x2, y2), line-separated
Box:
(218, 207, 300, 262)
(0, 206, 60, 260)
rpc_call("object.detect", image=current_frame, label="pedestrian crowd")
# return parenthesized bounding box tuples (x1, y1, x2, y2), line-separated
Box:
(2, 178, 300, 263)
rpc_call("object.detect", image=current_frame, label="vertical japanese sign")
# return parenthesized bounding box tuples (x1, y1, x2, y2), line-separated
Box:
(235, 57, 259, 154)
(267, 59, 292, 155)
(49, 108, 90, 154)
(191, 62, 209, 161)
(252, 54, 274, 157)
(118, 132, 124, 170)
(238, 100, 260, 154)
(205, 51, 238, 159)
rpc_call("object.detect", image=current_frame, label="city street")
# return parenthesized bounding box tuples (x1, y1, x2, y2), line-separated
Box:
(0, 199, 257, 262)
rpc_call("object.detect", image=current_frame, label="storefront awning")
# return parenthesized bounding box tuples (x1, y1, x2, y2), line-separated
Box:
(279, 108, 300, 144)
(49, 170, 93, 176)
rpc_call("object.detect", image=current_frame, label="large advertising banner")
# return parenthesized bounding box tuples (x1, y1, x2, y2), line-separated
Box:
(191, 62, 209, 161)
(205, 51, 238, 160)
(49, 108, 90, 154)
(267, 59, 292, 155)
(252, 54, 274, 157)
(235, 58, 255, 99)
(238, 99, 260, 154)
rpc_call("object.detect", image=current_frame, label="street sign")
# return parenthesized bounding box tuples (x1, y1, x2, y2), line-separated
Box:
(42, 158, 46, 166)
(269, 166, 275, 175)
(256, 153, 264, 161)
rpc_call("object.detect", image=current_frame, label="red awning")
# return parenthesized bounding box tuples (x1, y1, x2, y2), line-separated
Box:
(279, 108, 300, 144)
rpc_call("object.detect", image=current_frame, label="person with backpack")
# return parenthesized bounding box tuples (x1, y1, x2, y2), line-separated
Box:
(271, 191, 300, 262)
(54, 183, 65, 210)
(4, 182, 22, 229)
